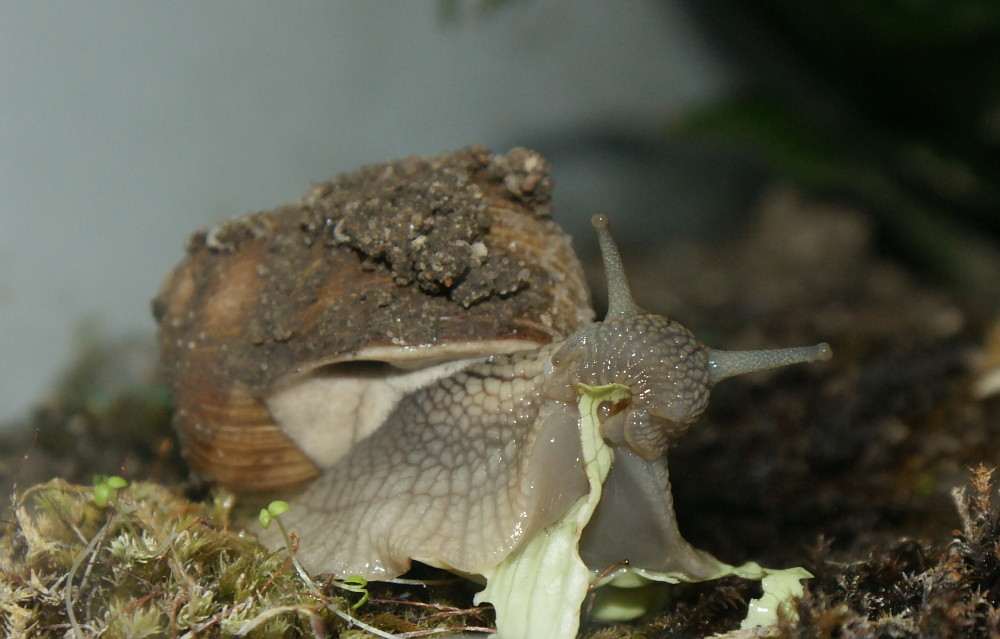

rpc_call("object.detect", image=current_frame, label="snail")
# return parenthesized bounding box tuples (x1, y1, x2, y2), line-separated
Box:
(154, 146, 831, 636)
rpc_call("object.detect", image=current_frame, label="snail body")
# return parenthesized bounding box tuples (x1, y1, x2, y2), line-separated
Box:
(156, 147, 831, 633)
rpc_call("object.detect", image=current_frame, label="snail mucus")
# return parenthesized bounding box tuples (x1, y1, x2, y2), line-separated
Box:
(154, 146, 832, 638)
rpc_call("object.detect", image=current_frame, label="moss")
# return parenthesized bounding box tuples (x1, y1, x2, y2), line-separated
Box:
(0, 480, 343, 638)
(0, 478, 500, 638)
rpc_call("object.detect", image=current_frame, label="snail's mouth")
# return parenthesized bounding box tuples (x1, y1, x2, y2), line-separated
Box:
(579, 447, 722, 578)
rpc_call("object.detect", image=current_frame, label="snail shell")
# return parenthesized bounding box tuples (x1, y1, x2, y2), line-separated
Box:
(153, 146, 593, 493)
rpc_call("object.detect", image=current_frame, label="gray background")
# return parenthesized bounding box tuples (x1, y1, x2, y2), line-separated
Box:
(0, 2, 733, 426)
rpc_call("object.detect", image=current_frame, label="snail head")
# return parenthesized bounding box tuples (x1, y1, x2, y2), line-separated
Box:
(545, 214, 831, 460)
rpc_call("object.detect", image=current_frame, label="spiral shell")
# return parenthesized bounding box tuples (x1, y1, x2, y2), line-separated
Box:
(153, 146, 593, 493)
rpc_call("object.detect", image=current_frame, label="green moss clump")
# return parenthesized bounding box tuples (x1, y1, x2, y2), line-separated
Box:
(0, 480, 351, 638)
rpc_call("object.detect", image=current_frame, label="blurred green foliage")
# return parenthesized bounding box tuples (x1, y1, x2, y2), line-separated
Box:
(683, 0, 1000, 299)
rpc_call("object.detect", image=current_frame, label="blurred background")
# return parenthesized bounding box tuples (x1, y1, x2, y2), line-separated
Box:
(3, 0, 1000, 429)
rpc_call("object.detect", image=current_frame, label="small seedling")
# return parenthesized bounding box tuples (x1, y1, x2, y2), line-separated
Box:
(341, 575, 369, 609)
(258, 500, 290, 529)
(92, 475, 128, 507)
